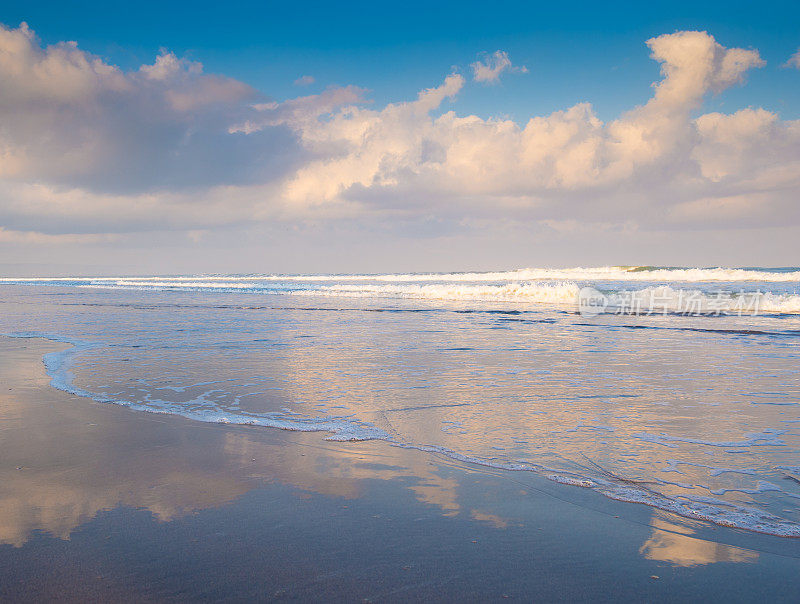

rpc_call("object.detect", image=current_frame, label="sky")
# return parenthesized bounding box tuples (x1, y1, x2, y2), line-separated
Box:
(0, 0, 799, 275)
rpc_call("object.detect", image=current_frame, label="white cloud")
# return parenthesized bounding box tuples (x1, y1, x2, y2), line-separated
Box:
(785, 48, 800, 69)
(471, 50, 527, 83)
(229, 85, 367, 135)
(274, 30, 787, 232)
(0, 24, 797, 258)
(0, 22, 296, 195)
(139, 49, 202, 81)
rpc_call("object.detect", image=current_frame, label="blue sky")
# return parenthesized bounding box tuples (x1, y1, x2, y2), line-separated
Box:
(0, 1, 799, 273)
(4, 0, 800, 121)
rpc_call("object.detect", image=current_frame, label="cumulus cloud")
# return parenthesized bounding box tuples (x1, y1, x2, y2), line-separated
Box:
(273, 30, 789, 230)
(229, 85, 367, 136)
(471, 50, 528, 83)
(0, 24, 797, 251)
(0, 22, 301, 195)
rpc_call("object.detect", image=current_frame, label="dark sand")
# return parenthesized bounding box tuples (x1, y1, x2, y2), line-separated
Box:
(1, 336, 799, 602)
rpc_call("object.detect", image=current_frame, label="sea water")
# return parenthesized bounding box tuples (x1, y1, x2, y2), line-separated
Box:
(1, 266, 799, 535)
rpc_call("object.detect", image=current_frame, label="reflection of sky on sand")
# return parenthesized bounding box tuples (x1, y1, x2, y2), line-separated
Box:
(0, 337, 771, 573)
(640, 512, 758, 567)
(0, 338, 485, 545)
(0, 343, 251, 546)
(221, 433, 465, 515)
(228, 303, 800, 531)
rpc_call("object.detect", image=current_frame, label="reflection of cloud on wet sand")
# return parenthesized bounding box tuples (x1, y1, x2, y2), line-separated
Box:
(223, 432, 464, 515)
(0, 338, 505, 547)
(0, 467, 249, 547)
(640, 513, 758, 567)
(262, 306, 800, 526)
(470, 510, 510, 528)
(0, 337, 778, 564)
(0, 341, 253, 546)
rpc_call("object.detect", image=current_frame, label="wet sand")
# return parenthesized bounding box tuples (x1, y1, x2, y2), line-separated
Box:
(1, 336, 799, 602)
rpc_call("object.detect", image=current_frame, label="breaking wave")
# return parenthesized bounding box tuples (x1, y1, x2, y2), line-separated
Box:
(15, 275, 797, 315)
(291, 281, 584, 304)
(595, 286, 800, 315)
(290, 283, 800, 314)
(3, 265, 800, 284)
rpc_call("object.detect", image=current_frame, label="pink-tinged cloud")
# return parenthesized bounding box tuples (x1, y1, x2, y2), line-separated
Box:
(471, 50, 528, 83)
(0, 24, 797, 253)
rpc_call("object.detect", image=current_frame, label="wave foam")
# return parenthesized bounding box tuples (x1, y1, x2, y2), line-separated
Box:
(3, 265, 800, 285)
(292, 281, 584, 304)
(63, 279, 800, 315)
(598, 286, 800, 315)
(299, 282, 800, 314)
(4, 332, 390, 442)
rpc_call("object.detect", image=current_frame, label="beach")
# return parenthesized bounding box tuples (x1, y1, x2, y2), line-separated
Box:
(1, 332, 799, 601)
(1, 272, 799, 534)
(2, 7, 800, 600)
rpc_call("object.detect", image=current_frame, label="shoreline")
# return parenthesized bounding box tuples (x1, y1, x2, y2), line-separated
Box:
(1, 335, 800, 600)
(8, 331, 800, 539)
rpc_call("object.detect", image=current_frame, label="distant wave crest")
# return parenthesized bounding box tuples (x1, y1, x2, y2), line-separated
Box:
(3, 265, 800, 284)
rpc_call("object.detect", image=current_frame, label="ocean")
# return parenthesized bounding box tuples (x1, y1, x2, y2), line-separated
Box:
(1, 265, 799, 536)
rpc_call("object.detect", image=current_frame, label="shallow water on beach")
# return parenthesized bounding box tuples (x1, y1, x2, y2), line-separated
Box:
(3, 338, 799, 601)
(1, 267, 799, 536)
